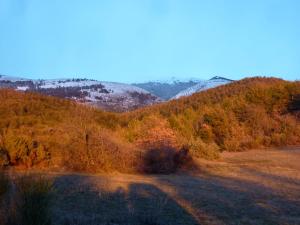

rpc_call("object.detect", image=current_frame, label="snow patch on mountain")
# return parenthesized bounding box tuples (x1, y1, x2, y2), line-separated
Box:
(0, 75, 29, 81)
(0, 75, 160, 112)
(16, 86, 29, 91)
(36, 79, 148, 94)
(172, 76, 232, 99)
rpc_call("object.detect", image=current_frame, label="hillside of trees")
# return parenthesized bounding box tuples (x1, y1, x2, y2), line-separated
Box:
(0, 77, 299, 173)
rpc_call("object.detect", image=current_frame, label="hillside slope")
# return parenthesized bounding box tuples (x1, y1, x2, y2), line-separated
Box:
(133, 78, 199, 100)
(125, 77, 300, 154)
(0, 75, 160, 112)
(133, 76, 232, 100)
(0, 77, 299, 173)
(172, 76, 232, 99)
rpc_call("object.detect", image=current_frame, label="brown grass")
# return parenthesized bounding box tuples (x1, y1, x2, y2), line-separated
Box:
(2, 147, 297, 225)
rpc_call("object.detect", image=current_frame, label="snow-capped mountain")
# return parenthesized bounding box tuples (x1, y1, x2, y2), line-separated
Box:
(0, 75, 160, 112)
(0, 75, 233, 110)
(133, 77, 200, 100)
(172, 76, 233, 99)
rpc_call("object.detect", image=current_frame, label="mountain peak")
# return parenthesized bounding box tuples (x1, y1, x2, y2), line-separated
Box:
(209, 76, 232, 81)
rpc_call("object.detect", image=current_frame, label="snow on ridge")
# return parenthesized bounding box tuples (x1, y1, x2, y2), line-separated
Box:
(16, 86, 29, 91)
(38, 79, 100, 89)
(0, 75, 30, 81)
(0, 75, 161, 111)
(101, 81, 149, 94)
(172, 78, 232, 99)
(142, 76, 203, 85)
(0, 75, 150, 95)
(0, 75, 154, 102)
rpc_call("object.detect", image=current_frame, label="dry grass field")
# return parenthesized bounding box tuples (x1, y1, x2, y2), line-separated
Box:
(4, 147, 299, 225)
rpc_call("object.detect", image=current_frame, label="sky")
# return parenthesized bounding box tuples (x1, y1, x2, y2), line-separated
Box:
(0, 0, 299, 83)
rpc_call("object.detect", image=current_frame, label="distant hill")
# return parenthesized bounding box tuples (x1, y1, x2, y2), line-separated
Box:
(172, 76, 233, 99)
(0, 75, 234, 112)
(0, 77, 299, 173)
(128, 77, 300, 155)
(133, 76, 233, 100)
(133, 78, 199, 100)
(0, 75, 160, 112)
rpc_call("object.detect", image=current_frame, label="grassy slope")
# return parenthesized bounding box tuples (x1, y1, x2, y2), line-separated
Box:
(0, 77, 299, 172)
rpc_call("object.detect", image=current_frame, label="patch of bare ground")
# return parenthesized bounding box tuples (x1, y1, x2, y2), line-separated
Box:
(5, 147, 300, 225)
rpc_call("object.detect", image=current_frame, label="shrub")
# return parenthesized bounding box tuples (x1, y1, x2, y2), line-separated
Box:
(141, 148, 178, 174)
(4, 133, 50, 168)
(63, 125, 140, 173)
(14, 175, 54, 225)
(141, 147, 194, 174)
(188, 138, 220, 160)
(0, 149, 10, 167)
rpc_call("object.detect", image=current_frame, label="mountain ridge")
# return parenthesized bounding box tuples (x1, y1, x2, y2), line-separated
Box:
(133, 76, 233, 100)
(0, 74, 234, 104)
(0, 75, 161, 112)
(172, 76, 233, 99)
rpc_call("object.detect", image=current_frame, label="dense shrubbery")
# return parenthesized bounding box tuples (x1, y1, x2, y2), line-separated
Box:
(127, 77, 300, 153)
(0, 77, 299, 173)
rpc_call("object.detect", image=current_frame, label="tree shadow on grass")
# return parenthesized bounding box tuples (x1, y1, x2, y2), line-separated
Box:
(238, 166, 300, 187)
(51, 174, 201, 225)
(153, 170, 300, 225)
(3, 161, 300, 225)
(49, 162, 300, 225)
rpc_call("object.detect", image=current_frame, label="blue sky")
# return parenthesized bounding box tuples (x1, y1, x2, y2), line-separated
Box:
(0, 0, 299, 83)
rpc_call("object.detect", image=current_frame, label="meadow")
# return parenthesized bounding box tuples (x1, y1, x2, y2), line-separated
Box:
(1, 147, 299, 225)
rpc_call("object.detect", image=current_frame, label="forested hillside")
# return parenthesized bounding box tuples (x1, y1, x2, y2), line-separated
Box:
(0, 77, 299, 173)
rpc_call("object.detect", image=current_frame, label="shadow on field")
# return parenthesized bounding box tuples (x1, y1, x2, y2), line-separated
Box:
(153, 171, 300, 225)
(49, 167, 300, 225)
(239, 166, 300, 187)
(52, 175, 201, 225)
